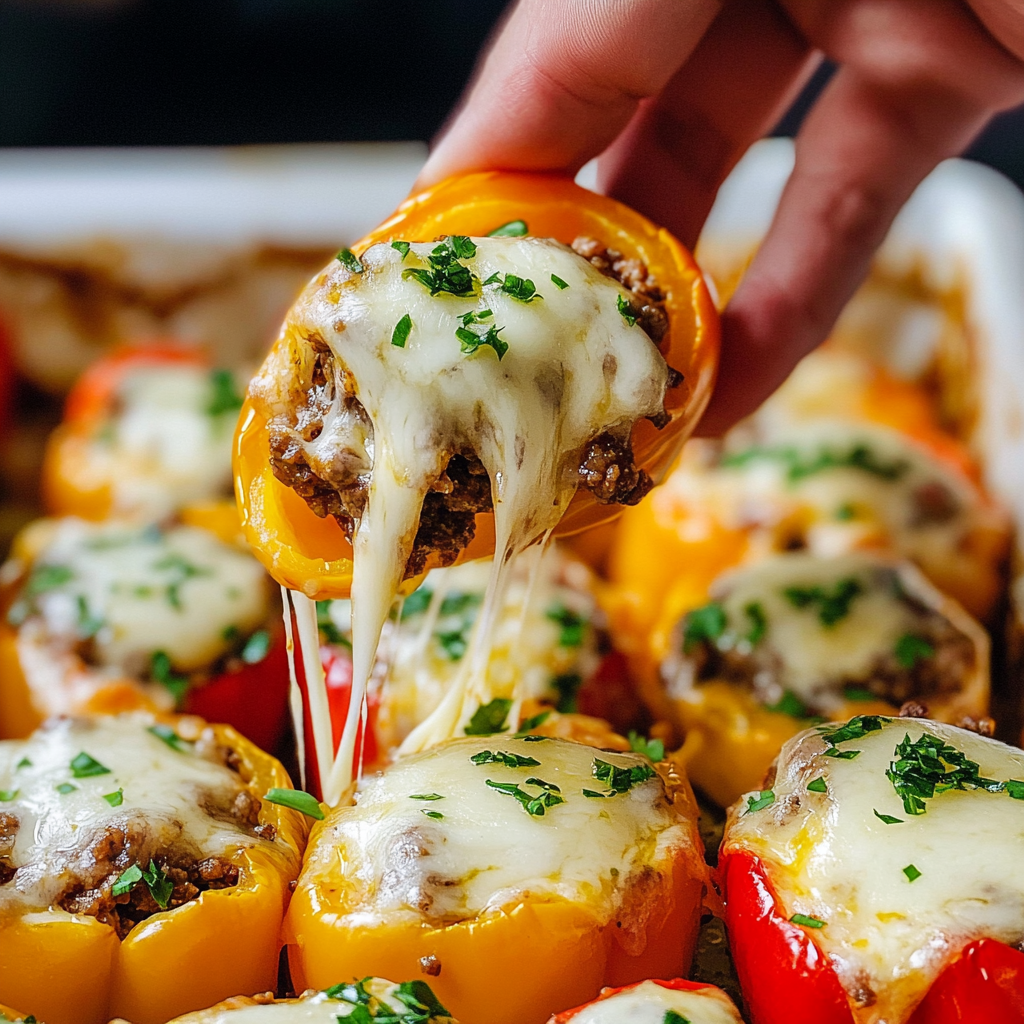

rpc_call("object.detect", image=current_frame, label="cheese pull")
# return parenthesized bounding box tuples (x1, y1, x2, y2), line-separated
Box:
(284, 736, 708, 1024)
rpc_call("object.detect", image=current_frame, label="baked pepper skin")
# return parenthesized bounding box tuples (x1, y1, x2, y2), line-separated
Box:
(284, 762, 707, 1024)
(234, 170, 719, 599)
(0, 721, 308, 1024)
(721, 851, 1024, 1024)
(42, 344, 211, 521)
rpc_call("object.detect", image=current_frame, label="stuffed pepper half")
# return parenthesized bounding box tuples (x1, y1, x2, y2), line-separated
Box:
(549, 979, 744, 1024)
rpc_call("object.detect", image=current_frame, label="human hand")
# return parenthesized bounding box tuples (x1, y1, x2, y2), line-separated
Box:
(418, 0, 1024, 433)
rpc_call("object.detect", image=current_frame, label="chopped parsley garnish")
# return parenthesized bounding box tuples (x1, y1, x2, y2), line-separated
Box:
(807, 777, 827, 793)
(1005, 780, 1024, 800)
(400, 587, 433, 620)
(70, 752, 111, 778)
(486, 779, 565, 817)
(26, 563, 74, 595)
(456, 322, 508, 360)
(583, 789, 609, 798)
(490, 272, 541, 303)
(265, 787, 324, 821)
(664, 1012, 691, 1024)
(488, 219, 528, 237)
(548, 672, 581, 714)
(628, 731, 665, 762)
(326, 978, 450, 1022)
(903, 864, 922, 882)
(391, 240, 411, 260)
(790, 913, 825, 929)
(745, 789, 775, 814)
(524, 777, 560, 792)
(744, 601, 767, 645)
(682, 602, 727, 653)
(0, 789, 18, 802)
(437, 629, 469, 661)
(409, 793, 444, 801)
(336, 248, 364, 273)
(449, 235, 477, 259)
(546, 604, 586, 647)
(241, 629, 271, 664)
(820, 715, 886, 746)
(402, 238, 477, 297)
(824, 748, 861, 760)
(422, 809, 444, 820)
(843, 686, 876, 702)
(440, 591, 482, 617)
(206, 369, 244, 417)
(894, 634, 935, 669)
(103, 789, 124, 807)
(616, 293, 639, 327)
(783, 577, 863, 626)
(470, 749, 540, 768)
(222, 625, 240, 643)
(392, 313, 413, 348)
(835, 502, 857, 521)
(16, 757, 31, 769)
(147, 723, 193, 754)
(874, 809, 903, 824)
(720, 443, 910, 484)
(316, 600, 351, 646)
(150, 651, 188, 707)
(886, 730, 1004, 815)
(765, 690, 812, 719)
(592, 758, 656, 795)
(55, 783, 77, 795)
(153, 552, 209, 610)
(112, 860, 174, 909)
(464, 698, 513, 736)
(515, 710, 552, 736)
(75, 594, 104, 638)
(550, 273, 569, 290)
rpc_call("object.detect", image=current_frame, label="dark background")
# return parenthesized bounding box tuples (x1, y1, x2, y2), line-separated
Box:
(2, 0, 1023, 191)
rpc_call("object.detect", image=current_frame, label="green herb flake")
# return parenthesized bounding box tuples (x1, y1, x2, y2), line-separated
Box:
(592, 758, 656, 795)
(824, 747, 861, 760)
(265, 787, 324, 821)
(391, 313, 413, 348)
(682, 602, 727, 654)
(616, 293, 639, 327)
(150, 651, 189, 707)
(400, 587, 433, 621)
(402, 238, 477, 297)
(745, 789, 775, 814)
(583, 789, 609, 798)
(744, 601, 767, 645)
(766, 690, 811, 719)
(1005, 780, 1024, 800)
(628, 731, 665, 762)
(843, 686, 877, 703)
(835, 503, 857, 521)
(546, 604, 586, 647)
(316, 600, 352, 647)
(206, 369, 244, 417)
(470, 750, 540, 768)
(807, 777, 828, 794)
(874, 809, 904, 825)
(390, 240, 411, 260)
(103, 788, 124, 807)
(721, 443, 909, 484)
(437, 629, 469, 661)
(515, 710, 552, 736)
(524, 777, 560, 793)
(143, 860, 174, 909)
(903, 864, 922, 882)
(488, 219, 528, 237)
(790, 913, 825, 929)
(465, 698, 513, 736)
(111, 863, 143, 897)
(241, 629, 271, 664)
(664, 1012, 691, 1024)
(448, 235, 477, 259)
(394, 980, 451, 1020)
(410, 793, 444, 801)
(422, 809, 445, 820)
(71, 752, 111, 778)
(819, 715, 887, 747)
(550, 274, 569, 290)
(222, 624, 241, 643)
(495, 272, 541, 303)
(456, 323, 508, 360)
(55, 782, 77, 795)
(894, 634, 935, 669)
(336, 248, 364, 273)
(16, 757, 31, 770)
(783, 577, 864, 626)
(552, 672, 583, 714)
(486, 779, 565, 817)
(0, 789, 18, 802)
(147, 723, 193, 754)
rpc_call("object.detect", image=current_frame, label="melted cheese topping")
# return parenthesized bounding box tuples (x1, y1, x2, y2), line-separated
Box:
(0, 714, 274, 914)
(298, 737, 690, 926)
(725, 718, 1024, 1022)
(565, 982, 743, 1024)
(93, 365, 240, 518)
(662, 552, 977, 712)
(13, 518, 269, 673)
(169, 980, 453, 1023)
(318, 545, 600, 754)
(270, 236, 668, 802)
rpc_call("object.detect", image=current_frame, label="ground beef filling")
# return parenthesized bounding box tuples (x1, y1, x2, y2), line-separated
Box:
(678, 590, 976, 712)
(0, 741, 274, 940)
(269, 239, 677, 576)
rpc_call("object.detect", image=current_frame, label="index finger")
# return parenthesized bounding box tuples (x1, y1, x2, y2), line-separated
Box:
(416, 0, 721, 187)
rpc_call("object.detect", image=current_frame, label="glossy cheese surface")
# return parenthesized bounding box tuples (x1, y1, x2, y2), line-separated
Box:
(94, 365, 238, 518)
(565, 981, 743, 1024)
(725, 717, 1024, 1021)
(299, 736, 691, 926)
(0, 714, 274, 914)
(11, 518, 269, 672)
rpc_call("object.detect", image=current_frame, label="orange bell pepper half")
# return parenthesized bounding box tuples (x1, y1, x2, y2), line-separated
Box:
(234, 171, 719, 599)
